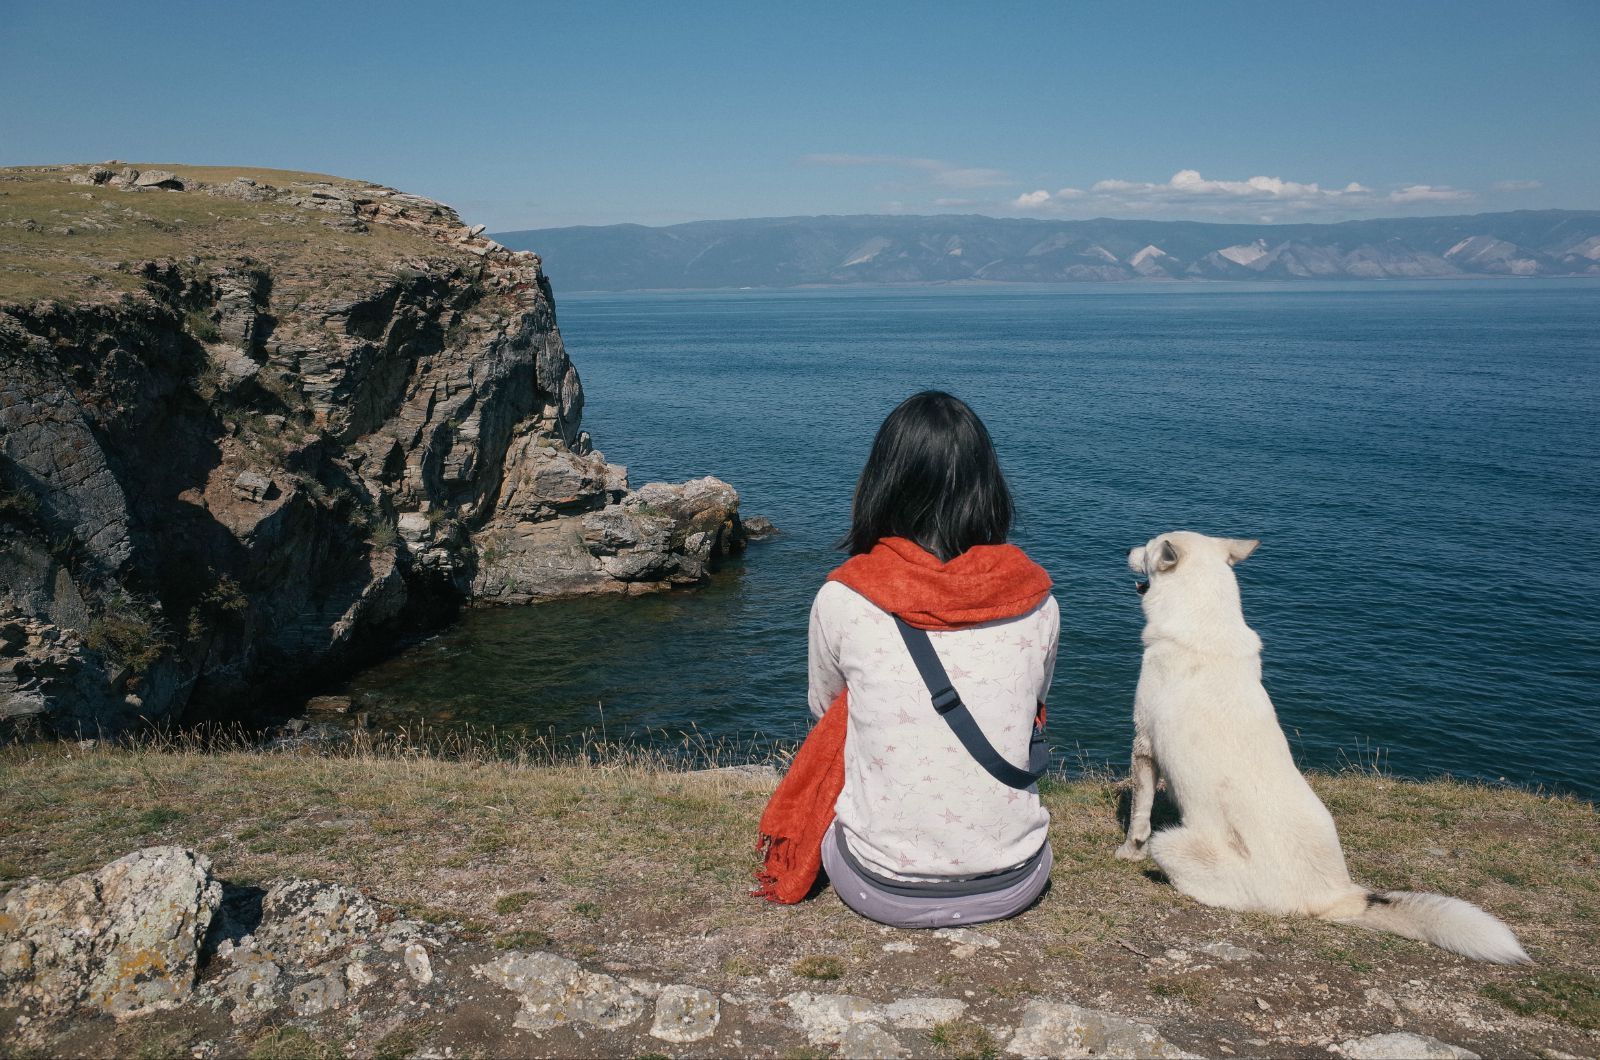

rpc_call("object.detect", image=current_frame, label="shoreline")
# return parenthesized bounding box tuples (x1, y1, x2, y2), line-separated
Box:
(549, 274, 1600, 296)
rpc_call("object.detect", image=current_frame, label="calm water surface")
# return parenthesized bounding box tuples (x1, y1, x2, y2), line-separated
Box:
(339, 282, 1600, 796)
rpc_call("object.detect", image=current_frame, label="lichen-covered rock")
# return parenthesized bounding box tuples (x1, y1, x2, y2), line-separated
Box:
(255, 879, 377, 963)
(0, 846, 220, 1019)
(1195, 940, 1260, 962)
(838, 1022, 911, 1059)
(649, 983, 720, 1043)
(403, 941, 433, 984)
(1005, 1000, 1198, 1059)
(217, 952, 282, 1020)
(1340, 1032, 1481, 1059)
(475, 949, 646, 1032)
(784, 991, 967, 1045)
(288, 973, 348, 1016)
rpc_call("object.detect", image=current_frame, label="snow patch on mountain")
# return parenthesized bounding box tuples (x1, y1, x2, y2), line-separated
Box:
(1218, 241, 1269, 267)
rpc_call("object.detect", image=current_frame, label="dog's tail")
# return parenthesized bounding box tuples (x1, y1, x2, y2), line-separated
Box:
(1325, 886, 1530, 965)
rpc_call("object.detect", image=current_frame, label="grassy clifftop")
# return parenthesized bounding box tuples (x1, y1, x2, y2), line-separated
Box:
(2, 741, 1595, 1057)
(0, 163, 481, 305)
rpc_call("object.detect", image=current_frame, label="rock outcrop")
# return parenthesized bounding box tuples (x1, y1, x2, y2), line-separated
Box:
(0, 847, 1222, 1057)
(5, 846, 1527, 1059)
(0, 846, 220, 1019)
(0, 164, 747, 736)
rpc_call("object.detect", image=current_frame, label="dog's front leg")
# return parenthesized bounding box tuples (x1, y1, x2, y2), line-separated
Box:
(1116, 732, 1156, 861)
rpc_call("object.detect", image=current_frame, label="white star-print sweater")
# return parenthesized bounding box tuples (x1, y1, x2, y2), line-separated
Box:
(808, 580, 1058, 882)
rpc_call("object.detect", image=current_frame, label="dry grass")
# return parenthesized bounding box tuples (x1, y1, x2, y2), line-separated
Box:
(928, 1019, 1001, 1059)
(0, 163, 468, 305)
(2, 736, 1597, 1047)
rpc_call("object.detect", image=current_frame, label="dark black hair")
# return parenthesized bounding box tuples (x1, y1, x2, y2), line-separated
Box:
(839, 390, 1013, 562)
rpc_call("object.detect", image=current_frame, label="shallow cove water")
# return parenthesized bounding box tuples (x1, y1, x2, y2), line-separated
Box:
(335, 281, 1600, 797)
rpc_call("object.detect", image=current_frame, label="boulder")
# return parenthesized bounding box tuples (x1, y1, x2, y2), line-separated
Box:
(784, 991, 966, 1045)
(1340, 1033, 1481, 1059)
(650, 983, 720, 1043)
(839, 1022, 911, 1058)
(232, 470, 273, 503)
(0, 847, 221, 1018)
(254, 878, 377, 963)
(476, 949, 646, 1032)
(743, 514, 779, 539)
(131, 169, 185, 191)
(1005, 1000, 1198, 1059)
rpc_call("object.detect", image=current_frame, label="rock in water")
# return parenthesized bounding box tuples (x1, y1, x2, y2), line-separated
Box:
(742, 513, 779, 539)
(0, 846, 221, 1018)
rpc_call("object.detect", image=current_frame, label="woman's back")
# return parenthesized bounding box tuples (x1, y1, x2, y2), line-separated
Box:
(810, 580, 1057, 880)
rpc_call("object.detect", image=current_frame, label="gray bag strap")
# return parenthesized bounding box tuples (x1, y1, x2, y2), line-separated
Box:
(892, 616, 1049, 790)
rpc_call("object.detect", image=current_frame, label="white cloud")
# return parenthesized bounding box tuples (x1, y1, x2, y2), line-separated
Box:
(1492, 179, 1543, 192)
(1387, 184, 1472, 203)
(812, 157, 1483, 220)
(801, 153, 1014, 189)
(1010, 170, 1476, 219)
(1089, 169, 1332, 202)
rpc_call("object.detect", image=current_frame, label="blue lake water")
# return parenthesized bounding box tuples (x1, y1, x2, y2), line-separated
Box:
(339, 281, 1600, 797)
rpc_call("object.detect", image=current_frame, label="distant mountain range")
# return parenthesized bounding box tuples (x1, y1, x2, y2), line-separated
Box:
(494, 211, 1600, 290)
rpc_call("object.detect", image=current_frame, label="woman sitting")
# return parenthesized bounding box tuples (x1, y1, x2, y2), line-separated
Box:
(758, 390, 1058, 928)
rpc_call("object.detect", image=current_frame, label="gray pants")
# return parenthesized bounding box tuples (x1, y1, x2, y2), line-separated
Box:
(821, 823, 1052, 929)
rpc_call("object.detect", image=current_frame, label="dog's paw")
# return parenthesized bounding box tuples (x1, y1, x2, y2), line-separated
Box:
(1114, 840, 1149, 862)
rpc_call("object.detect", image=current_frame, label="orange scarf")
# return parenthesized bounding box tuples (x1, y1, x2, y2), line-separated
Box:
(753, 537, 1052, 903)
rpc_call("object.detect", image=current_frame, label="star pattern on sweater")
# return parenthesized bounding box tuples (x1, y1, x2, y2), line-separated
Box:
(810, 581, 1057, 881)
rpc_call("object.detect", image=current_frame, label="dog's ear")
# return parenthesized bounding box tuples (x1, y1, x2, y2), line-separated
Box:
(1224, 538, 1260, 565)
(1155, 539, 1179, 572)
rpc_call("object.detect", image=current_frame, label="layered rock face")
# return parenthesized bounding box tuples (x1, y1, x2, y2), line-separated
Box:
(0, 164, 745, 736)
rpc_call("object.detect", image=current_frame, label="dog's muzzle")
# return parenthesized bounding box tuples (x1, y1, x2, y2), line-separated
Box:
(1135, 581, 1149, 596)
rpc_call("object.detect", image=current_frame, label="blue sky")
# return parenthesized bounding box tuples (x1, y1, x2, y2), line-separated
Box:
(4, 2, 1596, 229)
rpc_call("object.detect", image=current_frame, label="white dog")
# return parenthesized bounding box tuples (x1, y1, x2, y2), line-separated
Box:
(1116, 531, 1529, 964)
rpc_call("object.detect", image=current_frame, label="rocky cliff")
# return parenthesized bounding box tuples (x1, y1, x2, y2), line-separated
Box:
(0, 163, 746, 737)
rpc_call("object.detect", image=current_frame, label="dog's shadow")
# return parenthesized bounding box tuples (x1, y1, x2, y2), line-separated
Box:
(1113, 786, 1182, 887)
